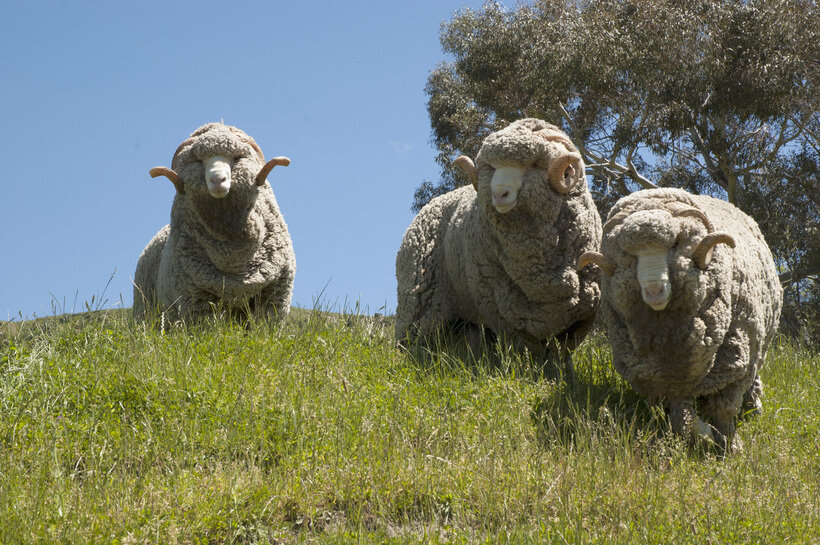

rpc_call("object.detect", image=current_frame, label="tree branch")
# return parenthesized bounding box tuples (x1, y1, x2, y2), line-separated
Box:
(558, 103, 656, 193)
(789, 113, 820, 156)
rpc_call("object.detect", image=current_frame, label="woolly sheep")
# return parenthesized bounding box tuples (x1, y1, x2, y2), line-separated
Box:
(578, 188, 782, 452)
(395, 118, 602, 371)
(133, 123, 295, 321)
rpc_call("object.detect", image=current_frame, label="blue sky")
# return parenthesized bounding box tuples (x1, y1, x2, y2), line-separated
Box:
(0, 0, 488, 320)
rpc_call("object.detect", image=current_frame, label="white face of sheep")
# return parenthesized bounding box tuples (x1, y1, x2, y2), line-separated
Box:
(490, 165, 526, 214)
(204, 155, 232, 198)
(635, 249, 672, 310)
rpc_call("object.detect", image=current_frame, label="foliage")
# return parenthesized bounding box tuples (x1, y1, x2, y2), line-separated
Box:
(419, 0, 819, 341)
(0, 310, 818, 543)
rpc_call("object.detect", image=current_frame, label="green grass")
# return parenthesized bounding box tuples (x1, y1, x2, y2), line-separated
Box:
(1, 309, 818, 544)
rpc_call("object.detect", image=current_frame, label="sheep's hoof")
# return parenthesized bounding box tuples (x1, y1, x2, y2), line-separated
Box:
(694, 418, 716, 444)
(740, 394, 763, 420)
(669, 402, 696, 437)
(712, 431, 743, 455)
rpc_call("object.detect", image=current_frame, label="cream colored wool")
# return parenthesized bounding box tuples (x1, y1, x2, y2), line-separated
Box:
(133, 123, 295, 321)
(580, 188, 782, 452)
(395, 118, 602, 368)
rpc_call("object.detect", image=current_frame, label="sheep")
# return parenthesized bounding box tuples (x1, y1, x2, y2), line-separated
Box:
(577, 188, 782, 452)
(395, 118, 602, 373)
(133, 123, 295, 322)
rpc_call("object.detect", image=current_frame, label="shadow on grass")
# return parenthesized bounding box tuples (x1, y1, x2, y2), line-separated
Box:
(530, 339, 731, 459)
(399, 320, 579, 383)
(400, 325, 695, 455)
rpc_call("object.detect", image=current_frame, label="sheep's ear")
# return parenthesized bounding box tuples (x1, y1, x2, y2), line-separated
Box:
(256, 157, 291, 186)
(692, 232, 736, 269)
(453, 155, 477, 190)
(150, 167, 184, 195)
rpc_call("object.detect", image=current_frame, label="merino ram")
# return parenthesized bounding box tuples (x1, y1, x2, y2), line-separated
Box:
(133, 123, 295, 321)
(396, 118, 602, 371)
(578, 188, 782, 451)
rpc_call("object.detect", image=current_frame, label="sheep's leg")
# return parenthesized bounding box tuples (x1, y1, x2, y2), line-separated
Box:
(700, 386, 745, 453)
(450, 320, 494, 361)
(260, 277, 293, 322)
(669, 400, 696, 438)
(669, 400, 716, 445)
(710, 410, 740, 453)
(740, 373, 763, 419)
(506, 331, 574, 382)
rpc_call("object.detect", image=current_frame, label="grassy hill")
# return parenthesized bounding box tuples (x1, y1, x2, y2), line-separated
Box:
(1, 309, 818, 544)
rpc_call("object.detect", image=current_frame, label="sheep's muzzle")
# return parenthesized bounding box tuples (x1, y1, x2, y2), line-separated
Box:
(490, 166, 525, 213)
(636, 249, 672, 310)
(204, 155, 232, 198)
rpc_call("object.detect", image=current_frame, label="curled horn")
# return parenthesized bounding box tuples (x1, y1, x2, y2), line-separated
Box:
(692, 232, 736, 269)
(671, 206, 714, 232)
(577, 251, 616, 275)
(171, 137, 196, 164)
(537, 132, 577, 152)
(548, 152, 583, 194)
(453, 155, 478, 189)
(256, 156, 291, 186)
(149, 167, 184, 194)
(230, 128, 266, 163)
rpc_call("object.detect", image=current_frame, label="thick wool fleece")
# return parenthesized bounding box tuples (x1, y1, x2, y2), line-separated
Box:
(599, 188, 782, 449)
(395, 118, 602, 363)
(133, 123, 295, 321)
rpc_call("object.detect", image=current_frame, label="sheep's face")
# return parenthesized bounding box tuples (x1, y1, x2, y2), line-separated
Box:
(151, 123, 290, 202)
(635, 248, 672, 310)
(469, 119, 584, 216)
(620, 210, 678, 310)
(204, 155, 233, 198)
(181, 150, 258, 204)
(489, 165, 526, 213)
(577, 206, 736, 313)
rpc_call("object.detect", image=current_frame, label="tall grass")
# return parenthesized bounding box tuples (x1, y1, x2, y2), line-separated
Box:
(0, 309, 817, 544)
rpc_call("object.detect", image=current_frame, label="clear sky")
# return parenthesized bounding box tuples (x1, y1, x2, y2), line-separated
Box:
(0, 0, 487, 320)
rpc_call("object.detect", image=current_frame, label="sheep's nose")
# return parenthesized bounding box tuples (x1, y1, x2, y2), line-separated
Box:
(493, 189, 510, 200)
(644, 282, 664, 298)
(211, 171, 227, 184)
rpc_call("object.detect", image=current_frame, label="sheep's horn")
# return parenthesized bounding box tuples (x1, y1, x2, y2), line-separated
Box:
(171, 137, 196, 163)
(548, 153, 583, 194)
(249, 140, 265, 163)
(577, 251, 615, 275)
(453, 155, 477, 189)
(229, 128, 266, 163)
(692, 232, 736, 269)
(602, 210, 633, 236)
(150, 166, 184, 194)
(672, 207, 714, 233)
(256, 156, 291, 186)
(537, 132, 577, 152)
